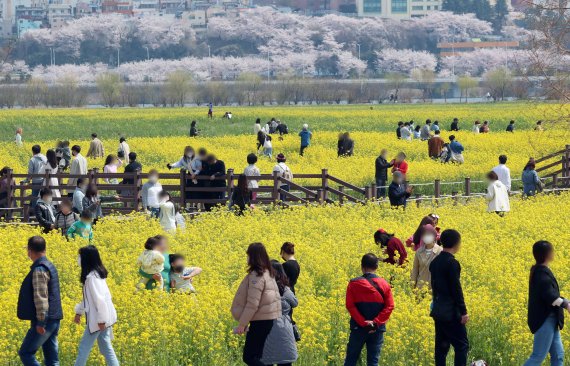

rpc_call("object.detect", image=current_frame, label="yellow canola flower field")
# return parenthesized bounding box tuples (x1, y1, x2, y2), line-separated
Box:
(1, 129, 567, 190)
(1, 194, 570, 365)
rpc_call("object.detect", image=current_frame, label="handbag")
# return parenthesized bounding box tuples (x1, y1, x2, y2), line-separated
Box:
(292, 322, 301, 342)
(430, 296, 461, 322)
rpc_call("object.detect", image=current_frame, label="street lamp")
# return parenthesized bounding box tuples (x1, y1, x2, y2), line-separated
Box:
(207, 45, 211, 78)
(144, 46, 150, 61)
(267, 51, 270, 82)
(356, 43, 361, 60)
(117, 48, 120, 68)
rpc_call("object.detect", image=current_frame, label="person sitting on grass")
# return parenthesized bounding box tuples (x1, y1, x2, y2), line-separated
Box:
(169, 254, 202, 293)
(67, 211, 94, 242)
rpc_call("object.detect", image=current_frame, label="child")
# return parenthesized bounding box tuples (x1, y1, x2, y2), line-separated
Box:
(55, 199, 79, 236)
(137, 237, 165, 290)
(66, 211, 94, 241)
(263, 135, 273, 159)
(174, 204, 186, 231)
(158, 191, 176, 233)
(169, 254, 202, 293)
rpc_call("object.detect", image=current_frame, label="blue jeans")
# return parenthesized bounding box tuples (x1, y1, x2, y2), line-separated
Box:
(74, 326, 119, 366)
(375, 178, 387, 198)
(19, 320, 60, 366)
(344, 326, 385, 366)
(524, 314, 564, 366)
(279, 184, 290, 202)
(149, 207, 160, 218)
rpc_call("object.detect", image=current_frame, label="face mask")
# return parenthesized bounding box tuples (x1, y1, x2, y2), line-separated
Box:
(45, 198, 53, 204)
(185, 153, 194, 159)
(149, 176, 158, 183)
(77, 255, 81, 267)
(422, 234, 435, 245)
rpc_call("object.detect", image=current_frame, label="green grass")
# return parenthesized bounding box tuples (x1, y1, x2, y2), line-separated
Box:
(0, 102, 565, 141)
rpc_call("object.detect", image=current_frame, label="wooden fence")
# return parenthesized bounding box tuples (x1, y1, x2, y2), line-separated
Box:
(1, 145, 569, 222)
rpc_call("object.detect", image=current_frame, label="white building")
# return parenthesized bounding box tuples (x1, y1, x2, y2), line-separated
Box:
(356, 0, 442, 18)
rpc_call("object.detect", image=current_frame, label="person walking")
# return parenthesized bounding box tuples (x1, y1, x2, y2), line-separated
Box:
(375, 150, 393, 199)
(17, 236, 63, 366)
(298, 124, 312, 156)
(25, 145, 47, 208)
(244, 154, 261, 201)
(141, 170, 163, 217)
(86, 133, 105, 159)
(281, 242, 300, 295)
(420, 120, 432, 140)
(523, 240, 568, 366)
(261, 260, 298, 366)
(522, 161, 542, 197)
(117, 137, 130, 160)
(410, 224, 441, 289)
(485, 171, 510, 216)
(208, 102, 213, 119)
(83, 184, 103, 221)
(103, 155, 123, 185)
(273, 154, 293, 202)
(492, 155, 511, 192)
(16, 127, 23, 146)
(343, 253, 394, 366)
(73, 245, 119, 366)
(429, 229, 469, 366)
(448, 136, 465, 164)
(231, 243, 281, 366)
(388, 172, 413, 209)
(39, 150, 61, 201)
(69, 145, 88, 191)
(428, 130, 444, 159)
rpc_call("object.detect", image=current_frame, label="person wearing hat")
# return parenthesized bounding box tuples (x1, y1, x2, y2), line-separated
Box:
(272, 154, 293, 201)
(343, 253, 394, 366)
(374, 229, 407, 266)
(298, 124, 312, 156)
(388, 171, 413, 209)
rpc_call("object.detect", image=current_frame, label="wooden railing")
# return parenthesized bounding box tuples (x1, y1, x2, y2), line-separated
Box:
(1, 145, 569, 222)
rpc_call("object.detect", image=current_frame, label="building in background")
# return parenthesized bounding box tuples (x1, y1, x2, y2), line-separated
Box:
(437, 39, 520, 57)
(356, 0, 442, 18)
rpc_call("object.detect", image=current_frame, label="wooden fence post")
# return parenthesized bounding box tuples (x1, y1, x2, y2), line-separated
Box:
(226, 169, 234, 202)
(43, 168, 51, 189)
(179, 170, 187, 208)
(6, 169, 13, 219)
(415, 194, 422, 208)
(434, 179, 441, 199)
(452, 191, 458, 205)
(552, 174, 559, 193)
(364, 186, 372, 200)
(338, 186, 344, 205)
(135, 170, 142, 211)
(464, 177, 471, 197)
(566, 145, 570, 187)
(272, 171, 279, 204)
(91, 168, 99, 184)
(20, 182, 28, 221)
(371, 183, 377, 199)
(321, 169, 328, 202)
(317, 189, 324, 204)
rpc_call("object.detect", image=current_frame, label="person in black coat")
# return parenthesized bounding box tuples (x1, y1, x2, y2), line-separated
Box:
(203, 154, 226, 211)
(35, 188, 56, 233)
(388, 171, 413, 208)
(450, 118, 460, 131)
(375, 149, 393, 198)
(524, 240, 568, 366)
(429, 229, 469, 366)
(396, 122, 403, 139)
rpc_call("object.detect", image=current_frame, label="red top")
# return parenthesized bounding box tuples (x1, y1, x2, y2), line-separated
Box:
(384, 237, 408, 265)
(392, 160, 409, 175)
(345, 275, 395, 327)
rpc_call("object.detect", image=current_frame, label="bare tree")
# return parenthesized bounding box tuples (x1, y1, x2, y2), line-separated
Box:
(96, 72, 123, 107)
(457, 76, 478, 103)
(164, 70, 193, 107)
(483, 67, 513, 101)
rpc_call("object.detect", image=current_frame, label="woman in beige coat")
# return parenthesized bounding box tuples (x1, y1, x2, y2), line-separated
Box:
(410, 224, 442, 289)
(231, 243, 281, 366)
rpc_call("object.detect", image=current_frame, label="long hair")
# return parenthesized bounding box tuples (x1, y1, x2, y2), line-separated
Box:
(236, 175, 249, 196)
(246, 242, 274, 277)
(104, 154, 117, 167)
(530, 240, 554, 283)
(85, 183, 98, 199)
(46, 149, 58, 169)
(271, 259, 289, 296)
(413, 216, 436, 245)
(79, 245, 108, 284)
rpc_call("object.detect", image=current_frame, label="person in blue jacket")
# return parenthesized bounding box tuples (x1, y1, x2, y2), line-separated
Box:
(298, 124, 312, 156)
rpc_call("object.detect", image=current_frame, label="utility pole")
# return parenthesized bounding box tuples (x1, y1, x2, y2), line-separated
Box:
(356, 43, 361, 60)
(117, 48, 120, 67)
(208, 45, 211, 79)
(267, 51, 270, 82)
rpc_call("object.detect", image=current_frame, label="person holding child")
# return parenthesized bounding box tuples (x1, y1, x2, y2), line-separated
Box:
(169, 254, 202, 293)
(139, 235, 172, 291)
(137, 237, 165, 290)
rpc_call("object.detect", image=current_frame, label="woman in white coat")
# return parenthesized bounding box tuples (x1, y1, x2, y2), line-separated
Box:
(485, 171, 510, 216)
(74, 245, 119, 366)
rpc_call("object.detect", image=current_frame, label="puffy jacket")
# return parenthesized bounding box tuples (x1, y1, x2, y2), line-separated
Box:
(346, 273, 394, 329)
(231, 270, 282, 327)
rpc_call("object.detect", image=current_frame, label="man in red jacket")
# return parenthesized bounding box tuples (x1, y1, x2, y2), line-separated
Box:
(344, 253, 395, 366)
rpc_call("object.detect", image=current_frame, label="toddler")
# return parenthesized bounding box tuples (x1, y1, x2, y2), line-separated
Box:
(169, 254, 202, 293)
(137, 237, 165, 290)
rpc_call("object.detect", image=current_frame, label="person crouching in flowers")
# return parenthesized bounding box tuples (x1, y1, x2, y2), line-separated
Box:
(410, 224, 441, 289)
(523, 241, 569, 366)
(485, 171, 510, 217)
(67, 211, 94, 242)
(169, 254, 202, 293)
(374, 229, 407, 266)
(231, 243, 281, 366)
(74, 245, 119, 366)
(136, 237, 165, 290)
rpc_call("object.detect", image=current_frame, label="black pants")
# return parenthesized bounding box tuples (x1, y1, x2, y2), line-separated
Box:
(434, 320, 469, 366)
(300, 145, 308, 156)
(243, 320, 273, 366)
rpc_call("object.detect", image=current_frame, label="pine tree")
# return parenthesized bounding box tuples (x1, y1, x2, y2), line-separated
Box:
(493, 0, 509, 33)
(474, 0, 494, 23)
